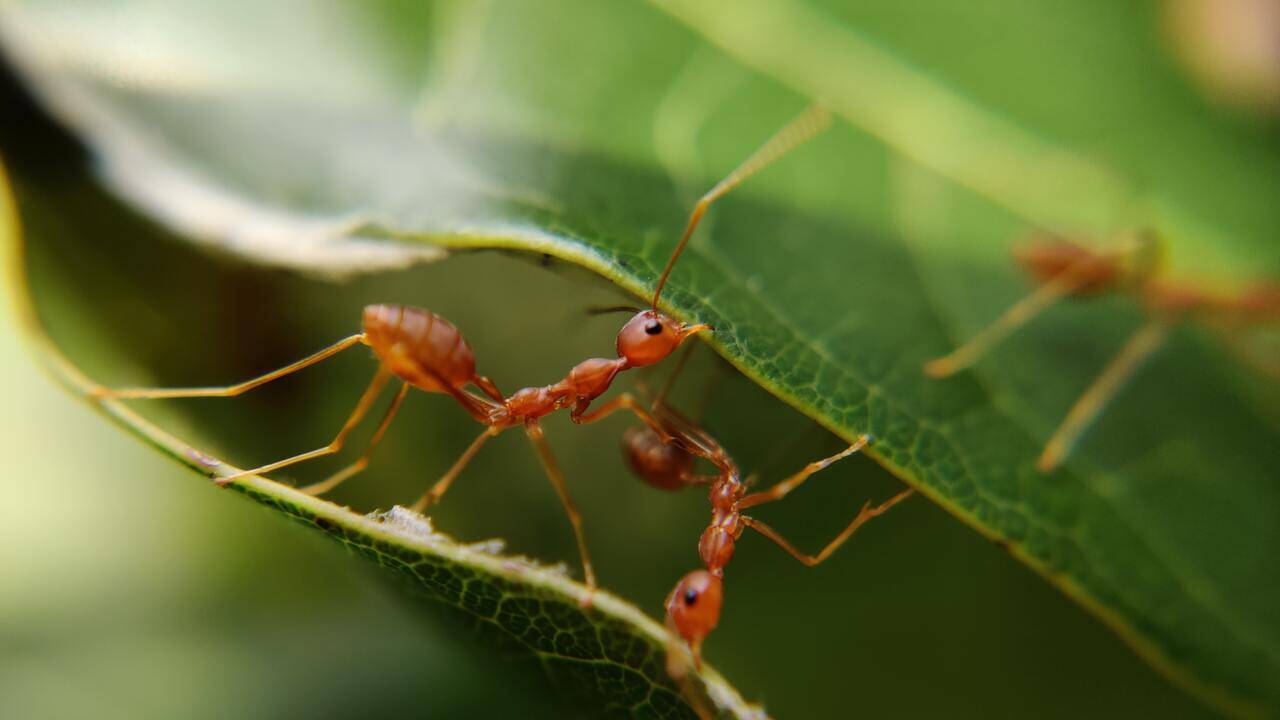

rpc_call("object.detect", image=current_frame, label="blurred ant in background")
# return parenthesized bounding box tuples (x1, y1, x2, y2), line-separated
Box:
(924, 230, 1280, 471)
(608, 341, 912, 680)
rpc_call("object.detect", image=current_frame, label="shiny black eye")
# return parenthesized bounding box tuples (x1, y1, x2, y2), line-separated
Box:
(683, 589, 699, 605)
(644, 320, 663, 335)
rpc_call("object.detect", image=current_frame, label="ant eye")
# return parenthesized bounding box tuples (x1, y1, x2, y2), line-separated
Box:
(644, 320, 663, 335)
(684, 589, 699, 605)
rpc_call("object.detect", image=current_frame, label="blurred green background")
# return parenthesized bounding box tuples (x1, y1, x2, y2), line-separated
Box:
(3, 0, 1277, 718)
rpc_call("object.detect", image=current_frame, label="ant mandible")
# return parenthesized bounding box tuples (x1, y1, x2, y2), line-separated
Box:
(89, 104, 835, 592)
(923, 230, 1280, 472)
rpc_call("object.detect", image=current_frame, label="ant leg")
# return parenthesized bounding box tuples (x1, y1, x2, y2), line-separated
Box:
(741, 487, 915, 567)
(923, 259, 1115, 378)
(91, 334, 366, 399)
(652, 104, 832, 307)
(410, 425, 503, 512)
(216, 366, 390, 485)
(301, 382, 410, 496)
(738, 434, 874, 510)
(572, 393, 673, 442)
(589, 392, 735, 475)
(524, 421, 597, 592)
(1037, 320, 1170, 472)
(926, 230, 1162, 379)
(578, 393, 740, 470)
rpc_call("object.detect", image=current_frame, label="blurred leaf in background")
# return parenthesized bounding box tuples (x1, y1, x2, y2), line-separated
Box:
(1, 1, 1277, 718)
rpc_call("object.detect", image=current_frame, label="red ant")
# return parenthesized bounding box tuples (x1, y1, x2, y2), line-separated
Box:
(612, 357, 914, 669)
(924, 230, 1280, 472)
(88, 104, 835, 594)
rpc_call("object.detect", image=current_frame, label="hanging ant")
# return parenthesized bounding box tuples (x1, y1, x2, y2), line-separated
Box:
(88, 104, 835, 593)
(607, 348, 913, 667)
(924, 229, 1280, 472)
(618, 398, 913, 670)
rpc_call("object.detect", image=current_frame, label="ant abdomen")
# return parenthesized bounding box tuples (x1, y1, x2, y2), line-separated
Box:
(621, 425, 695, 491)
(362, 304, 477, 393)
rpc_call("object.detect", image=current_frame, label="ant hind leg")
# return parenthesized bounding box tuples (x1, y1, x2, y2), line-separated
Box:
(91, 334, 366, 399)
(301, 382, 410, 496)
(216, 366, 391, 485)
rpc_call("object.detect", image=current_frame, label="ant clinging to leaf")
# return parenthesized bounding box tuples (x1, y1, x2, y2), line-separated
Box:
(925, 229, 1279, 472)
(89, 104, 843, 599)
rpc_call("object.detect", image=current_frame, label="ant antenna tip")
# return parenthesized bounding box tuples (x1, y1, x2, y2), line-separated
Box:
(584, 304, 641, 317)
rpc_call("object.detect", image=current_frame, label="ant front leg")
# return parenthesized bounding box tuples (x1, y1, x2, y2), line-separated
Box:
(302, 382, 411, 496)
(571, 393, 674, 443)
(742, 487, 915, 567)
(737, 434, 874, 510)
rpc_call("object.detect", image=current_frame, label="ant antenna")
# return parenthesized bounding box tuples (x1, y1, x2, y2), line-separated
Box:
(651, 103, 833, 311)
(584, 304, 642, 316)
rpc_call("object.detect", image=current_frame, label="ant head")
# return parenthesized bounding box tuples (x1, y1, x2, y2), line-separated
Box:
(616, 310, 711, 368)
(665, 569, 723, 664)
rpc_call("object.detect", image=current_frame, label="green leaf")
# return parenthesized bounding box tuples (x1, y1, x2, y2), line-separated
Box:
(0, 171, 764, 720)
(2, 1, 1277, 716)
